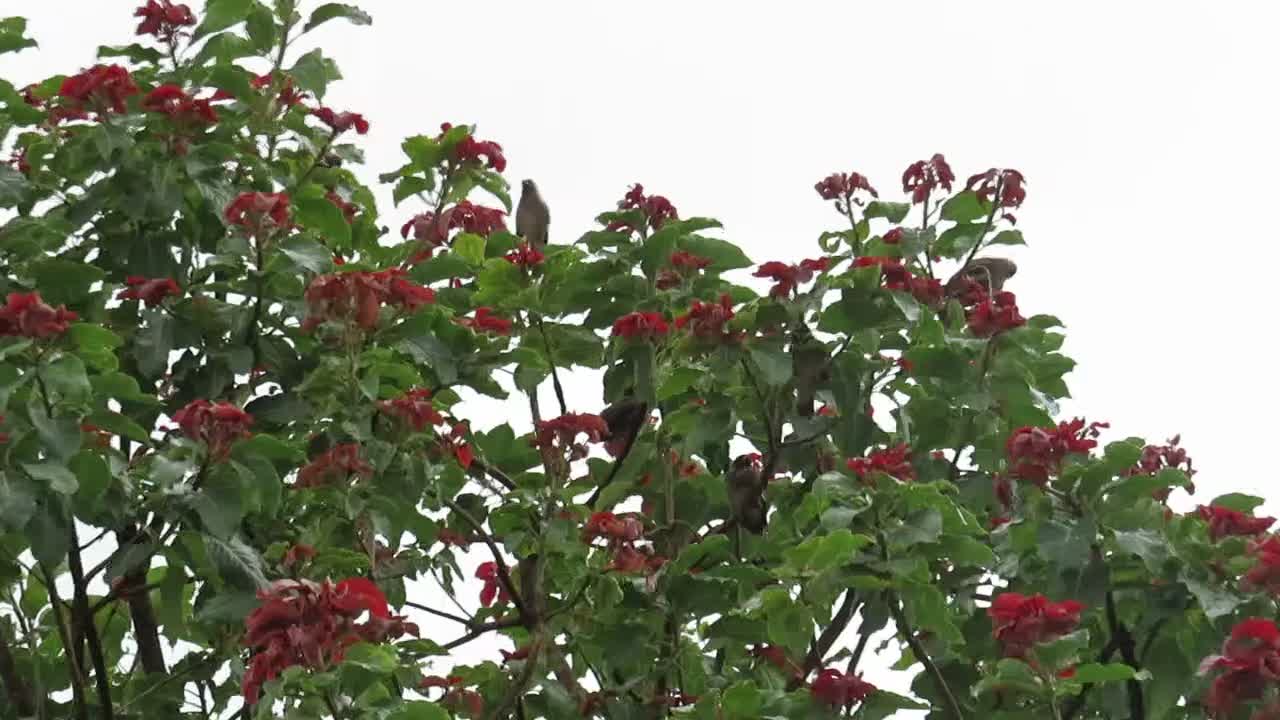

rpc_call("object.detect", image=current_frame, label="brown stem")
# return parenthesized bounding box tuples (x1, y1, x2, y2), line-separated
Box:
(1061, 638, 1118, 720)
(439, 497, 528, 620)
(0, 625, 35, 717)
(403, 601, 471, 625)
(535, 316, 568, 416)
(115, 525, 166, 674)
(886, 590, 964, 720)
(1106, 591, 1145, 720)
(957, 176, 1004, 272)
(790, 590, 860, 690)
(68, 524, 115, 719)
(42, 564, 88, 720)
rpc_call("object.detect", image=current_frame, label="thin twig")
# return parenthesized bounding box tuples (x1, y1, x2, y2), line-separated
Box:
(403, 601, 471, 625)
(438, 497, 528, 620)
(68, 524, 115, 719)
(886, 590, 964, 720)
(535, 316, 568, 416)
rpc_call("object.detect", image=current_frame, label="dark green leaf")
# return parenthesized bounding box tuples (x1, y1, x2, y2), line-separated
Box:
(23, 462, 78, 494)
(990, 229, 1026, 246)
(26, 501, 69, 567)
(1071, 662, 1137, 683)
(1209, 493, 1266, 513)
(865, 201, 911, 223)
(32, 259, 104, 305)
(940, 191, 986, 223)
(0, 164, 28, 207)
(453, 233, 486, 265)
(244, 4, 276, 50)
(28, 402, 81, 463)
(135, 309, 174, 378)
(277, 235, 333, 274)
(341, 642, 398, 673)
(304, 3, 373, 32)
(720, 681, 762, 720)
(295, 195, 352, 249)
(289, 48, 342, 100)
(204, 534, 268, 589)
(194, 0, 254, 37)
(681, 235, 753, 271)
(747, 346, 791, 386)
(0, 17, 37, 55)
(387, 702, 450, 720)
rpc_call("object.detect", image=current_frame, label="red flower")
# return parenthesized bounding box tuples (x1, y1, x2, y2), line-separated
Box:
(902, 153, 955, 204)
(535, 413, 610, 450)
(302, 269, 434, 331)
(118, 276, 181, 307)
(987, 592, 1084, 658)
(669, 250, 712, 272)
(457, 307, 512, 336)
(967, 290, 1026, 337)
(56, 64, 138, 120)
(242, 578, 416, 703)
(475, 561, 511, 607)
(810, 668, 876, 709)
(173, 399, 253, 460)
(966, 168, 1027, 220)
(448, 125, 506, 172)
(606, 183, 679, 232)
(883, 227, 905, 244)
(326, 191, 359, 223)
(504, 242, 544, 268)
(752, 645, 802, 679)
(612, 311, 669, 341)
(846, 444, 915, 484)
(895, 357, 914, 373)
(0, 292, 78, 339)
(500, 645, 532, 663)
(814, 171, 878, 202)
(1198, 506, 1276, 542)
(1124, 435, 1196, 501)
(142, 84, 217, 125)
(853, 255, 910, 285)
(1006, 418, 1108, 485)
(377, 388, 444, 432)
(1243, 537, 1280, 597)
(754, 258, 828, 299)
(1199, 617, 1280, 718)
(311, 106, 369, 135)
(134, 1, 195, 41)
(249, 72, 307, 107)
(282, 544, 315, 569)
(582, 512, 644, 544)
(420, 675, 485, 716)
(224, 192, 290, 233)
(296, 444, 373, 488)
(436, 528, 471, 548)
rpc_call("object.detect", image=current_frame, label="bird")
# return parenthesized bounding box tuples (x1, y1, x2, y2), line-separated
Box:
(515, 179, 550, 250)
(943, 257, 1018, 300)
(791, 325, 829, 418)
(725, 455, 767, 534)
(585, 395, 650, 508)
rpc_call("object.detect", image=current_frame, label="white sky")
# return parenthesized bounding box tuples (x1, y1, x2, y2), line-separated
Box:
(4, 0, 1280, 714)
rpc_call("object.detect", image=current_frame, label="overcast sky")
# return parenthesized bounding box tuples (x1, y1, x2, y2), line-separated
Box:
(4, 0, 1280, 712)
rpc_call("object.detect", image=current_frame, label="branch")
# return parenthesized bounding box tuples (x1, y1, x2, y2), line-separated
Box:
(486, 637, 544, 720)
(535, 316, 568, 416)
(68, 524, 115, 719)
(442, 618, 524, 651)
(438, 496, 528, 620)
(957, 176, 1004, 272)
(1061, 638, 1119, 720)
(470, 456, 517, 491)
(1106, 591, 1145, 720)
(403, 601, 471, 625)
(41, 564, 88, 720)
(0, 625, 35, 717)
(740, 358, 781, 482)
(789, 590, 859, 690)
(886, 590, 964, 720)
(115, 525, 166, 674)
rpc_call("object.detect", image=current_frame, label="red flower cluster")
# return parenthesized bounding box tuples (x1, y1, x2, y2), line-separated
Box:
(675, 294, 737, 341)
(173, 399, 252, 460)
(0, 292, 77, 339)
(504, 242, 544, 268)
(854, 256, 945, 305)
(1198, 506, 1276, 542)
(117, 276, 181, 307)
(987, 592, 1085, 658)
(420, 675, 484, 716)
(442, 123, 506, 172)
(457, 307, 512, 336)
(814, 171, 878, 202)
(752, 645, 803, 681)
(249, 72, 307, 108)
(296, 444, 374, 488)
(1199, 618, 1280, 718)
(582, 512, 644, 544)
(966, 168, 1027, 223)
(55, 64, 139, 122)
(224, 192, 290, 234)
(656, 250, 712, 289)
(436, 528, 471, 548)
(810, 668, 876, 709)
(377, 388, 444, 432)
(302, 268, 435, 332)
(754, 257, 830, 298)
(966, 290, 1026, 337)
(242, 578, 416, 703)
(1006, 418, 1108, 485)
(437, 421, 474, 470)
(134, 1, 195, 41)
(606, 183, 679, 233)
(612, 311, 669, 341)
(1243, 537, 1280, 597)
(326, 190, 359, 223)
(142, 84, 217, 125)
(400, 201, 507, 260)
(534, 413, 610, 454)
(604, 542, 667, 575)
(476, 561, 512, 607)
(1125, 435, 1196, 501)
(902, 153, 955, 204)
(883, 227, 904, 244)
(846, 444, 915, 484)
(311, 106, 369, 135)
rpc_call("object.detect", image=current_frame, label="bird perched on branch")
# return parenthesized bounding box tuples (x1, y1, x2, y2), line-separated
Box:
(585, 395, 650, 508)
(516, 179, 550, 250)
(943, 257, 1018, 300)
(791, 325, 829, 418)
(725, 454, 767, 534)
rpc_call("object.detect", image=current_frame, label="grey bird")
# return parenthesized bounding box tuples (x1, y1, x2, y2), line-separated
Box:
(726, 455, 767, 534)
(515, 179, 550, 250)
(791, 325, 829, 418)
(944, 257, 1018, 299)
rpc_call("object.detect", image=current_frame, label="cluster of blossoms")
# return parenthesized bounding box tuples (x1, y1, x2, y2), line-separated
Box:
(1197, 505, 1276, 543)
(987, 592, 1085, 659)
(754, 257, 831, 298)
(612, 311, 669, 342)
(474, 561, 511, 607)
(0, 292, 77, 339)
(52, 64, 139, 123)
(656, 250, 712, 289)
(242, 578, 417, 703)
(142, 83, 217, 144)
(965, 288, 1027, 338)
(810, 668, 877, 711)
(134, 0, 195, 42)
(582, 511, 665, 574)
(504, 241, 544, 268)
(400, 200, 508, 263)
(1243, 536, 1280, 597)
(172, 399, 253, 460)
(533, 413, 609, 461)
(301, 268, 435, 332)
(456, 307, 512, 336)
(605, 183, 678, 233)
(966, 168, 1027, 224)
(377, 387, 445, 432)
(853, 255, 944, 306)
(815, 171, 878, 203)
(846, 444, 915, 485)
(439, 122, 507, 172)
(902, 153, 955, 204)
(674, 294, 738, 342)
(246, 71, 307, 108)
(295, 443, 373, 489)
(311, 106, 369, 136)
(1006, 418, 1108, 486)
(1124, 435, 1196, 501)
(326, 190, 359, 224)
(419, 674, 484, 716)
(224, 192, 291, 235)
(117, 276, 181, 307)
(1199, 618, 1280, 718)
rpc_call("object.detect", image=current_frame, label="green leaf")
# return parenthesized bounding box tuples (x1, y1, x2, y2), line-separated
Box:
(990, 229, 1026, 246)
(244, 4, 276, 51)
(27, 501, 69, 568)
(0, 473, 37, 531)
(747, 346, 792, 386)
(192, 470, 245, 539)
(1181, 572, 1241, 619)
(135, 309, 174, 378)
(70, 451, 111, 504)
(1071, 662, 1137, 683)
(194, 0, 254, 37)
(42, 354, 91, 404)
(341, 642, 398, 673)
(1113, 529, 1171, 574)
(865, 201, 911, 223)
(289, 48, 342, 100)
(453, 233, 486, 265)
(28, 402, 81, 463)
(32, 259, 104, 305)
(204, 534, 268, 589)
(23, 462, 78, 494)
(0, 17, 37, 55)
(387, 702, 450, 720)
(1209, 493, 1266, 513)
(393, 175, 432, 205)
(681, 235, 753, 271)
(720, 681, 762, 720)
(85, 410, 151, 444)
(235, 435, 304, 463)
(940, 191, 987, 223)
(901, 584, 962, 644)
(277, 235, 333, 274)
(295, 195, 352, 249)
(304, 3, 373, 32)
(0, 164, 28, 207)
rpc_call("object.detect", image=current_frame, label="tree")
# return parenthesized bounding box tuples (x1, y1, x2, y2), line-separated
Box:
(0, 3, 1273, 719)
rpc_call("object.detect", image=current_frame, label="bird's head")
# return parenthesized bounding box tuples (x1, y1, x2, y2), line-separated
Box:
(521, 179, 537, 193)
